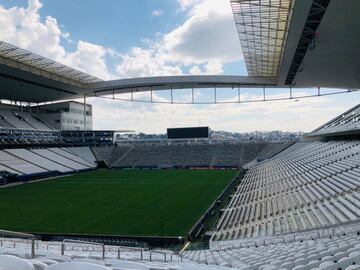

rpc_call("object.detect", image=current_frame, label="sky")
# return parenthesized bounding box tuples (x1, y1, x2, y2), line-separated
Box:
(0, 0, 359, 133)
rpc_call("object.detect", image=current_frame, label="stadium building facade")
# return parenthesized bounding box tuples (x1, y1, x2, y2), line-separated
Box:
(34, 101, 93, 131)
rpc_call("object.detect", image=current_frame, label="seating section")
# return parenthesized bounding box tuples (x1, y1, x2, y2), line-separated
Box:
(30, 149, 93, 171)
(212, 140, 360, 242)
(0, 110, 34, 130)
(0, 109, 58, 144)
(184, 223, 360, 269)
(211, 144, 266, 167)
(2, 223, 360, 269)
(243, 141, 298, 169)
(92, 146, 116, 166)
(0, 114, 14, 128)
(117, 145, 215, 167)
(0, 129, 62, 145)
(0, 163, 20, 174)
(93, 143, 269, 168)
(0, 240, 208, 270)
(310, 104, 360, 136)
(0, 150, 47, 175)
(16, 111, 53, 130)
(274, 141, 311, 156)
(5, 149, 72, 173)
(0, 109, 53, 130)
(66, 147, 97, 166)
(0, 147, 96, 177)
(254, 141, 294, 161)
(47, 148, 94, 168)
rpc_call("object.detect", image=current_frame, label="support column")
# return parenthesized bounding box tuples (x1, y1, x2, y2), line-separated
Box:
(83, 94, 87, 131)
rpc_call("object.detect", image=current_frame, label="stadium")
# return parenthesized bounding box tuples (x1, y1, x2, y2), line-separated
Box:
(0, 0, 360, 269)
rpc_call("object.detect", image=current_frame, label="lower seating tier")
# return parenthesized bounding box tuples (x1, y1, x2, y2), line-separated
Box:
(213, 140, 360, 241)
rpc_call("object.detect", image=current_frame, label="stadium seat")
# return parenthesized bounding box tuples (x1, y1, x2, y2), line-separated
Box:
(45, 262, 111, 270)
(28, 260, 48, 270)
(105, 260, 149, 269)
(0, 255, 35, 270)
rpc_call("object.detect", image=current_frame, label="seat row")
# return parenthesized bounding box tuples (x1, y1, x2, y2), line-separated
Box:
(186, 223, 360, 270)
(213, 140, 360, 241)
(93, 143, 270, 168)
(0, 147, 96, 177)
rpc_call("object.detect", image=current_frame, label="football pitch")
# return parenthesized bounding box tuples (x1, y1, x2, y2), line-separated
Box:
(0, 169, 236, 237)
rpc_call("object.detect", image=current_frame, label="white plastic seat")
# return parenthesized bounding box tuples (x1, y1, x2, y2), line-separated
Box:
(73, 258, 105, 265)
(346, 265, 360, 270)
(34, 258, 58, 266)
(336, 257, 355, 270)
(45, 262, 111, 270)
(0, 254, 34, 270)
(28, 260, 48, 270)
(42, 255, 71, 263)
(318, 260, 336, 270)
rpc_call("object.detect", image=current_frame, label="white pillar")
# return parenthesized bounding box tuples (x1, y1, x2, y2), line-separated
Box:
(83, 94, 87, 130)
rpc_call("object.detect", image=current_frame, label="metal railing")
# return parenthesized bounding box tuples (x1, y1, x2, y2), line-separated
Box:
(0, 230, 35, 258)
(170, 252, 183, 262)
(150, 250, 167, 262)
(61, 239, 105, 259)
(0, 231, 181, 263)
(118, 246, 146, 261)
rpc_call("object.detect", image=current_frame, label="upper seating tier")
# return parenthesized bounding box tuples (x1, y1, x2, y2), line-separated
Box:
(0, 109, 54, 131)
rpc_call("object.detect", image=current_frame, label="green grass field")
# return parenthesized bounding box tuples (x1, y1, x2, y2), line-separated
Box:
(0, 169, 236, 237)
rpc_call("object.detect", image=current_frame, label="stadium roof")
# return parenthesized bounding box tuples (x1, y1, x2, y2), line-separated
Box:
(1, 0, 360, 103)
(87, 75, 276, 97)
(309, 103, 360, 137)
(0, 41, 102, 86)
(0, 41, 276, 103)
(232, 0, 360, 89)
(230, 0, 293, 78)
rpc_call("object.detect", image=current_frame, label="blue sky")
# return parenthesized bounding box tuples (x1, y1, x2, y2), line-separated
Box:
(38, 0, 184, 52)
(0, 0, 359, 133)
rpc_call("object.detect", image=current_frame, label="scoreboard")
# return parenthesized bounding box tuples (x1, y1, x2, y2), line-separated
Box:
(167, 127, 209, 139)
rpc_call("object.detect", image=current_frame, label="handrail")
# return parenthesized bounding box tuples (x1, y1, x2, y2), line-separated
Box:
(118, 246, 146, 261)
(170, 252, 183, 262)
(0, 229, 35, 258)
(61, 239, 105, 259)
(150, 250, 167, 262)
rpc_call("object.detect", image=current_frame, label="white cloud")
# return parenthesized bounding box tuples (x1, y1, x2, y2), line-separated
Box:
(0, 0, 113, 79)
(151, 9, 163, 16)
(115, 0, 242, 77)
(61, 41, 114, 80)
(0, 0, 65, 60)
(116, 47, 183, 78)
(177, 0, 203, 10)
(61, 32, 74, 43)
(189, 65, 202, 75)
(163, 0, 242, 64)
(205, 61, 223, 74)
